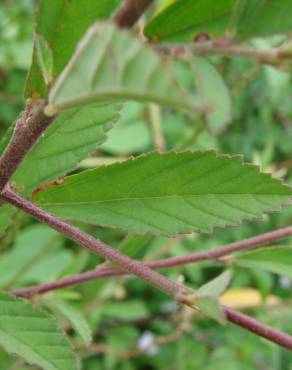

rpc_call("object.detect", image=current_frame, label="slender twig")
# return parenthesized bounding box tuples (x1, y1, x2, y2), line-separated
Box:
(224, 306, 292, 350)
(113, 0, 153, 28)
(2, 188, 189, 298)
(0, 99, 55, 193)
(157, 42, 292, 66)
(13, 225, 292, 297)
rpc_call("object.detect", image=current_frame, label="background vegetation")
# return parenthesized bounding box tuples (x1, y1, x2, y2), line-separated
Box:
(1, 0, 292, 369)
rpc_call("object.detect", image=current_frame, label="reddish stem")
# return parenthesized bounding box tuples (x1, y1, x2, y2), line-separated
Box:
(13, 226, 292, 297)
(2, 188, 187, 297)
(224, 306, 292, 350)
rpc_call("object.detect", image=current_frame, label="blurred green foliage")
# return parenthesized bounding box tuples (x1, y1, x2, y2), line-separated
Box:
(1, 1, 292, 369)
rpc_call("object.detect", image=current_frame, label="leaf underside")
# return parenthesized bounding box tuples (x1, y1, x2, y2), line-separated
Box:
(0, 293, 78, 370)
(35, 151, 292, 236)
(25, 0, 122, 97)
(49, 22, 196, 113)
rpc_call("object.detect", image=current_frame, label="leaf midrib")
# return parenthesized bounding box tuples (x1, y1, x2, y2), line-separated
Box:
(38, 193, 289, 206)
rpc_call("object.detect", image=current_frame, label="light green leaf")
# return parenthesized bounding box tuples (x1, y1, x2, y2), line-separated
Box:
(0, 225, 60, 288)
(35, 34, 54, 86)
(13, 102, 120, 194)
(34, 151, 292, 236)
(234, 246, 292, 278)
(197, 270, 232, 298)
(144, 0, 235, 42)
(25, 0, 122, 97)
(100, 301, 149, 321)
(0, 293, 79, 370)
(196, 271, 232, 325)
(0, 206, 15, 239)
(196, 295, 226, 325)
(48, 22, 199, 114)
(44, 299, 92, 345)
(192, 57, 231, 134)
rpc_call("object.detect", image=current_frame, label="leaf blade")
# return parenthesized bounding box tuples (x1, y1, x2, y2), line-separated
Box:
(0, 293, 79, 370)
(48, 22, 197, 114)
(34, 151, 292, 236)
(25, 0, 122, 97)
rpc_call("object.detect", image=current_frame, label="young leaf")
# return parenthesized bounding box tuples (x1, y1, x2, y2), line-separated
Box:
(196, 270, 232, 325)
(196, 296, 226, 325)
(191, 57, 231, 134)
(35, 35, 54, 86)
(197, 270, 233, 298)
(0, 293, 79, 370)
(144, 0, 235, 42)
(234, 246, 292, 278)
(44, 299, 92, 345)
(48, 22, 199, 114)
(25, 0, 122, 97)
(13, 102, 120, 194)
(34, 151, 292, 236)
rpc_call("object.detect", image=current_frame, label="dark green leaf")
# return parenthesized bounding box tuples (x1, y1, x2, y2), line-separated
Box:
(144, 0, 235, 42)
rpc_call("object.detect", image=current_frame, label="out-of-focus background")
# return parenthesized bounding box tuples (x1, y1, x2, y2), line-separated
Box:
(1, 1, 292, 369)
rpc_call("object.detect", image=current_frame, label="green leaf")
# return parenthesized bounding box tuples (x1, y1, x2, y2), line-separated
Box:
(191, 57, 231, 134)
(197, 270, 232, 297)
(144, 0, 235, 42)
(100, 301, 149, 321)
(34, 151, 292, 236)
(196, 271, 232, 324)
(13, 102, 120, 194)
(118, 234, 154, 259)
(234, 246, 292, 278)
(233, 0, 292, 39)
(144, 0, 292, 42)
(35, 34, 54, 86)
(196, 295, 226, 325)
(44, 299, 92, 345)
(0, 103, 119, 237)
(25, 0, 122, 97)
(0, 225, 61, 288)
(0, 293, 79, 370)
(48, 22, 199, 114)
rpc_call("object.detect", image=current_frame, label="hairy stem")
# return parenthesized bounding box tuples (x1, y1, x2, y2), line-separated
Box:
(13, 226, 292, 297)
(113, 0, 154, 28)
(0, 100, 55, 193)
(224, 306, 292, 350)
(2, 188, 188, 297)
(157, 42, 292, 66)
